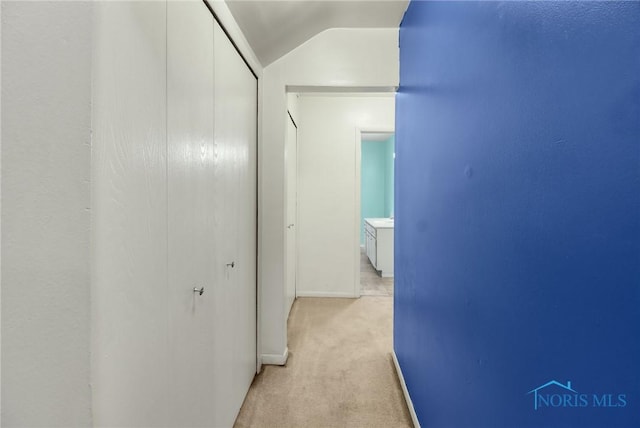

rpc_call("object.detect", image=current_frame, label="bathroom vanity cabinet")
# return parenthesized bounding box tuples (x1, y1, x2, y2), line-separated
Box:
(364, 218, 394, 277)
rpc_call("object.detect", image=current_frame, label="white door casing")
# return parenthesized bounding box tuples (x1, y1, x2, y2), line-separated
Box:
(285, 113, 298, 317)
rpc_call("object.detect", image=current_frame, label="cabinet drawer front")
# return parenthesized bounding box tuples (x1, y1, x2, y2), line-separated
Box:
(365, 222, 376, 238)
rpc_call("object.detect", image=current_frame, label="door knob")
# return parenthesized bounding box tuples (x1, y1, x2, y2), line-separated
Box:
(193, 286, 204, 296)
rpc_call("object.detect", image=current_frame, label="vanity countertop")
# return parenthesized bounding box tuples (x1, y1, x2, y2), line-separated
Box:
(364, 218, 394, 229)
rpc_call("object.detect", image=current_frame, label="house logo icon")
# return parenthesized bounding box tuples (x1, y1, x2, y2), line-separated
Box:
(528, 380, 577, 410)
(527, 380, 627, 410)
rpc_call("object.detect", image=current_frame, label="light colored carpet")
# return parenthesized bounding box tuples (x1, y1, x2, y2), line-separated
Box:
(234, 297, 412, 428)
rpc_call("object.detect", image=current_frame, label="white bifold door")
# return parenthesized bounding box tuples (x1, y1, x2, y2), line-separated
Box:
(93, 1, 257, 426)
(168, 3, 258, 426)
(167, 1, 217, 425)
(211, 16, 258, 428)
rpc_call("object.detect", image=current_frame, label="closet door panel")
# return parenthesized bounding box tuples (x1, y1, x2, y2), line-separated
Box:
(213, 20, 258, 427)
(167, 0, 216, 425)
(92, 2, 169, 426)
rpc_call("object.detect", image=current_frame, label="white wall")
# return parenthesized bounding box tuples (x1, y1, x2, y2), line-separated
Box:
(1, 2, 92, 426)
(296, 95, 395, 297)
(1, 2, 4, 418)
(260, 28, 398, 362)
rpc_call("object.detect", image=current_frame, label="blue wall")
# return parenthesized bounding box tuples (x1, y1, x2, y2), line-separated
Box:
(394, 2, 640, 428)
(361, 138, 395, 245)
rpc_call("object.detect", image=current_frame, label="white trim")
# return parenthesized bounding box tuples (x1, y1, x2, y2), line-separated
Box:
(203, 0, 262, 75)
(261, 347, 289, 366)
(392, 351, 421, 428)
(287, 85, 397, 94)
(295, 291, 358, 298)
(0, 4, 3, 414)
(355, 128, 362, 298)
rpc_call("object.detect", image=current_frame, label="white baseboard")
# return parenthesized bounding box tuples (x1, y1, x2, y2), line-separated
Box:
(295, 291, 359, 298)
(261, 347, 288, 366)
(392, 350, 421, 428)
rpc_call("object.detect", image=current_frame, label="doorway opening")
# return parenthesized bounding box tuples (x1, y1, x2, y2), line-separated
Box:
(358, 131, 395, 296)
(282, 91, 395, 307)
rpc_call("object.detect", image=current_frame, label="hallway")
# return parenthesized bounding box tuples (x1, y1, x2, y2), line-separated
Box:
(3, 1, 638, 427)
(234, 297, 411, 427)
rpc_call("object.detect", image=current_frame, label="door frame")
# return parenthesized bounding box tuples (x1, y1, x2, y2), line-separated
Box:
(285, 110, 298, 317)
(354, 127, 395, 297)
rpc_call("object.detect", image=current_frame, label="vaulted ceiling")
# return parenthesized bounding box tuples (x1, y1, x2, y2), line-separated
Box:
(225, 0, 410, 66)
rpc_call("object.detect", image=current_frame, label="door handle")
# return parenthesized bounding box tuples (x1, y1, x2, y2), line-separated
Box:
(287, 224, 295, 229)
(226, 261, 235, 268)
(193, 286, 205, 296)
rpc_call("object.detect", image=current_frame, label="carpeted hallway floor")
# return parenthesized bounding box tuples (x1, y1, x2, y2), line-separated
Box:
(234, 297, 412, 428)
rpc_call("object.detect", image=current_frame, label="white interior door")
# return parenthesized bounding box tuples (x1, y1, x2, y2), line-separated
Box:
(212, 19, 258, 427)
(167, 1, 216, 425)
(285, 114, 298, 316)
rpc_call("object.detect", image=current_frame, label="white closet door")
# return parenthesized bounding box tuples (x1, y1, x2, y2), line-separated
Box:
(285, 115, 298, 316)
(92, 2, 170, 426)
(212, 20, 258, 427)
(167, 1, 216, 425)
